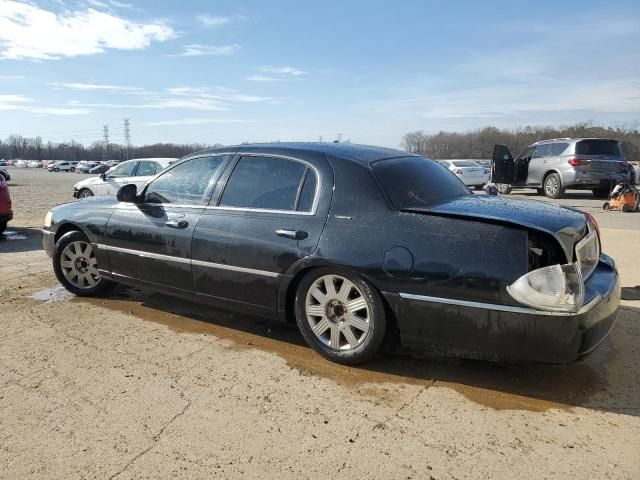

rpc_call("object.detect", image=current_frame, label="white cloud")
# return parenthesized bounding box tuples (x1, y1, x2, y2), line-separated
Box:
(0, 74, 24, 80)
(196, 14, 246, 28)
(0, 94, 89, 115)
(196, 14, 232, 28)
(258, 66, 307, 77)
(0, 1, 176, 60)
(141, 118, 248, 127)
(245, 75, 280, 82)
(49, 82, 146, 93)
(171, 43, 240, 57)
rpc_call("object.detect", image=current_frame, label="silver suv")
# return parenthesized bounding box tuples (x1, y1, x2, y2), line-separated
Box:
(491, 138, 630, 199)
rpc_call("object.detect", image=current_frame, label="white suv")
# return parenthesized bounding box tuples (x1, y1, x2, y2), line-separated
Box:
(48, 161, 77, 172)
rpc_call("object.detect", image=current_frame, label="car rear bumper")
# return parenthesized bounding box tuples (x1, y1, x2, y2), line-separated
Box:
(563, 170, 629, 188)
(383, 255, 620, 363)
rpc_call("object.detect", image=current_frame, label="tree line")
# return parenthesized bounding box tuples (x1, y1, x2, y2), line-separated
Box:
(0, 135, 215, 161)
(401, 121, 640, 160)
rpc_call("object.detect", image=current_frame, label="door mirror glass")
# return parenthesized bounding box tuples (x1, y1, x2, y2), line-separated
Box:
(116, 184, 138, 202)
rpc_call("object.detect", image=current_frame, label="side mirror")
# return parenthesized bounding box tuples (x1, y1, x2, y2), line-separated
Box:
(100, 172, 106, 180)
(116, 184, 138, 203)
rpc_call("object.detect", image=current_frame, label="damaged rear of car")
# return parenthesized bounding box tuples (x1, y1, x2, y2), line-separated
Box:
(367, 156, 619, 363)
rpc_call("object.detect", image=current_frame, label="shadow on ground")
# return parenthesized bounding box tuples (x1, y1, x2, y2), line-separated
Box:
(0, 227, 44, 253)
(75, 286, 640, 417)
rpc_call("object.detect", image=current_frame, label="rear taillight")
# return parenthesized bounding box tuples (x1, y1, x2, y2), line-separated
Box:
(568, 157, 590, 166)
(585, 212, 600, 238)
(453, 168, 463, 175)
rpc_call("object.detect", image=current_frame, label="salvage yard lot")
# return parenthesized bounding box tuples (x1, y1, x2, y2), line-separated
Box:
(1, 167, 640, 479)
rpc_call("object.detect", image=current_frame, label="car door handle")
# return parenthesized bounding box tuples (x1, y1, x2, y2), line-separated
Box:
(275, 229, 308, 240)
(166, 220, 189, 229)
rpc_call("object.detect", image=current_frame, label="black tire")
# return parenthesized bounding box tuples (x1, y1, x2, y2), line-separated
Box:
(0, 220, 6, 234)
(70, 167, 75, 172)
(295, 268, 387, 365)
(603, 202, 611, 211)
(53, 230, 113, 296)
(53, 168, 59, 172)
(543, 173, 564, 199)
(78, 188, 94, 199)
(592, 188, 610, 199)
(496, 184, 512, 195)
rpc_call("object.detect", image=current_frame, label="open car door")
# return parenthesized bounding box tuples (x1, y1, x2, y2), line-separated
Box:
(491, 144, 515, 184)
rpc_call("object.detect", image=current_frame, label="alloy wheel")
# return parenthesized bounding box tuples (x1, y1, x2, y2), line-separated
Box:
(545, 176, 559, 196)
(79, 189, 93, 198)
(60, 240, 100, 289)
(305, 274, 371, 351)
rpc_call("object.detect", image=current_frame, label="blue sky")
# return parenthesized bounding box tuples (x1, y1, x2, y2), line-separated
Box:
(0, 0, 639, 147)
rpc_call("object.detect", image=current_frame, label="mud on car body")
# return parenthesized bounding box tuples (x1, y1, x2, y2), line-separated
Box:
(42, 143, 620, 365)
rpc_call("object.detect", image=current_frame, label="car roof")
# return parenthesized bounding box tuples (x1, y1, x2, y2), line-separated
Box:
(533, 137, 618, 145)
(191, 142, 413, 165)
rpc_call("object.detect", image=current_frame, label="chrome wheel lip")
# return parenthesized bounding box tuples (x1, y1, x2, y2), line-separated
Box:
(305, 274, 371, 351)
(60, 240, 101, 289)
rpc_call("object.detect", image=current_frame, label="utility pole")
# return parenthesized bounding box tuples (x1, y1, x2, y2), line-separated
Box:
(318, 135, 323, 143)
(102, 125, 110, 162)
(123, 118, 131, 160)
(337, 133, 342, 143)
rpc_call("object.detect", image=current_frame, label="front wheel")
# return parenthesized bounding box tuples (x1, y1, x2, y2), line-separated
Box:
(544, 173, 564, 199)
(53, 231, 113, 296)
(295, 269, 386, 365)
(496, 184, 512, 195)
(78, 188, 94, 199)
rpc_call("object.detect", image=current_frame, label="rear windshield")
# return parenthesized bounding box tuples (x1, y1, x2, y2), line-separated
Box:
(450, 160, 481, 167)
(575, 140, 622, 156)
(371, 156, 470, 209)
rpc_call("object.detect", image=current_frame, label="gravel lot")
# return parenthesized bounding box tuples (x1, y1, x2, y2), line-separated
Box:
(1, 167, 639, 479)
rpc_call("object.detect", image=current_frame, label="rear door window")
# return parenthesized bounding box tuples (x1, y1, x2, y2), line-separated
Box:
(575, 140, 622, 156)
(220, 156, 311, 212)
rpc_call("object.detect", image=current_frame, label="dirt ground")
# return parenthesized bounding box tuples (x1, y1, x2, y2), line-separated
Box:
(1, 168, 639, 479)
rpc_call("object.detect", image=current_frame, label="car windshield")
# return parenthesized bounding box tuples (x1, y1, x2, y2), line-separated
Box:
(371, 156, 470, 209)
(575, 140, 622, 156)
(451, 160, 480, 168)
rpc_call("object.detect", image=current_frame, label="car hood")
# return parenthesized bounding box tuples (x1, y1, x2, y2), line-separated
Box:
(74, 176, 104, 189)
(56, 195, 118, 212)
(404, 194, 588, 261)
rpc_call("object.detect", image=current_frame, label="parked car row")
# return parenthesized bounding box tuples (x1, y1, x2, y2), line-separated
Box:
(438, 160, 490, 189)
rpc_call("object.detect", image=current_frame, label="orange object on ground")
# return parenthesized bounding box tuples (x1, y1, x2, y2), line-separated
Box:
(603, 182, 639, 212)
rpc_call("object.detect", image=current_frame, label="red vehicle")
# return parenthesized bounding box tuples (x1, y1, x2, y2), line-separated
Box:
(0, 175, 13, 234)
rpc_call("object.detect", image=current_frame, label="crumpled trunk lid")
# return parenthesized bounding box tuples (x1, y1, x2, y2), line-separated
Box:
(402, 194, 588, 261)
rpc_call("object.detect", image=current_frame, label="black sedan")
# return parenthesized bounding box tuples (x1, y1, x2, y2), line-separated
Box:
(41, 143, 620, 365)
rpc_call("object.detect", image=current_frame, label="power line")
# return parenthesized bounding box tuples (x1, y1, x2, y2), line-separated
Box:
(102, 125, 110, 161)
(123, 118, 131, 160)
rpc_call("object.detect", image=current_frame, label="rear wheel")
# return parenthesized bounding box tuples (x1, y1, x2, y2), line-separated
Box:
(0, 220, 6, 234)
(69, 167, 75, 172)
(53, 231, 113, 296)
(592, 188, 610, 199)
(295, 269, 386, 365)
(496, 184, 512, 195)
(543, 173, 564, 199)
